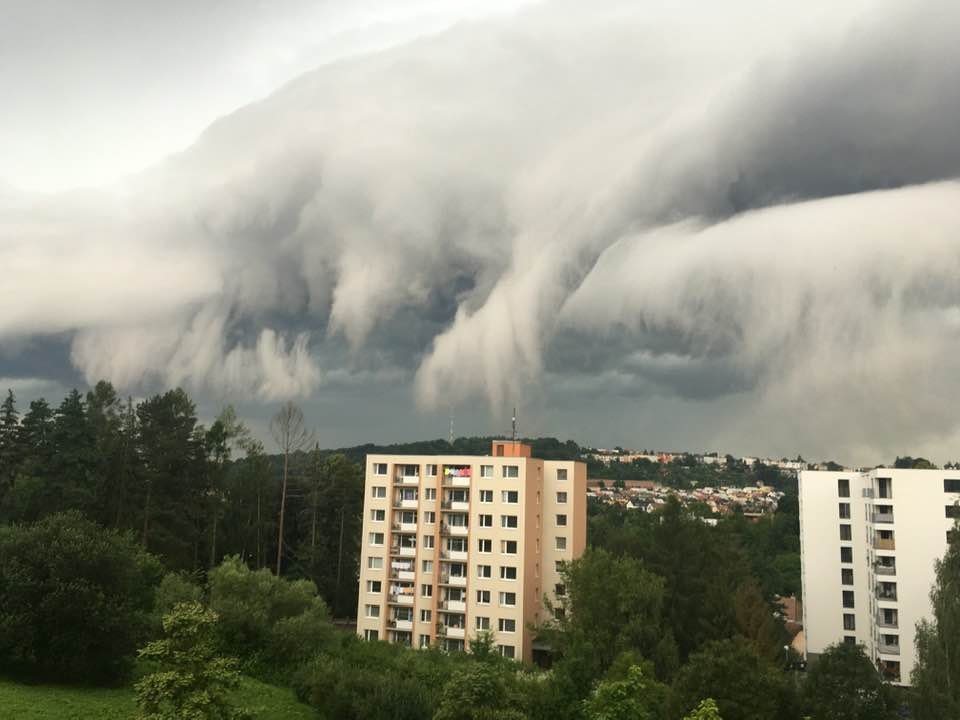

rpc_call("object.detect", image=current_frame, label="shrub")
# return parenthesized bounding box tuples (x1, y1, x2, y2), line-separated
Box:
(0, 511, 163, 684)
(135, 602, 248, 720)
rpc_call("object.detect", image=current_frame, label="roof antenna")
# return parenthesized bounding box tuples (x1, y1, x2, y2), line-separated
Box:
(512, 406, 517, 445)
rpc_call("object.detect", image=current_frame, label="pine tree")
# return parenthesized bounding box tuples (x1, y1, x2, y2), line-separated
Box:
(0, 389, 19, 505)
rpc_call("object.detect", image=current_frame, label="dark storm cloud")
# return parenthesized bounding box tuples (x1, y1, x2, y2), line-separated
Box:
(4, 0, 960, 461)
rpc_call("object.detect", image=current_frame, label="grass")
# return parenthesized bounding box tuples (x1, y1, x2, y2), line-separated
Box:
(0, 675, 316, 720)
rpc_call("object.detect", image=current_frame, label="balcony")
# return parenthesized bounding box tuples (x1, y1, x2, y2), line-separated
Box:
(391, 545, 417, 558)
(442, 600, 466, 612)
(876, 613, 899, 629)
(397, 475, 420, 486)
(442, 476, 471, 488)
(876, 587, 898, 602)
(441, 500, 470, 512)
(874, 537, 896, 551)
(443, 625, 466, 639)
(439, 572, 468, 586)
(388, 619, 414, 631)
(387, 594, 415, 605)
(878, 641, 901, 656)
(441, 549, 468, 561)
(441, 523, 469, 537)
(393, 498, 419, 510)
(393, 522, 418, 533)
(390, 570, 416, 581)
(874, 563, 896, 576)
(872, 511, 894, 524)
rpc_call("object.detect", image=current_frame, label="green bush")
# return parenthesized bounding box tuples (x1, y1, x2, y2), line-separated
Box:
(0, 511, 163, 684)
(154, 572, 204, 620)
(208, 556, 334, 676)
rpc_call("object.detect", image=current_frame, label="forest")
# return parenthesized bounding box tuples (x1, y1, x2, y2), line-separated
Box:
(0, 382, 957, 719)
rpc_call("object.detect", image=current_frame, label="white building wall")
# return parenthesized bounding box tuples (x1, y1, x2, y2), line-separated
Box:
(801, 469, 959, 685)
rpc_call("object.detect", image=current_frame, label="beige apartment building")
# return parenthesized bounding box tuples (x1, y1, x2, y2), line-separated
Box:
(356, 441, 586, 662)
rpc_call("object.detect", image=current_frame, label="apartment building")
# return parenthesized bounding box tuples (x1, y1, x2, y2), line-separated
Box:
(799, 469, 960, 684)
(356, 441, 586, 662)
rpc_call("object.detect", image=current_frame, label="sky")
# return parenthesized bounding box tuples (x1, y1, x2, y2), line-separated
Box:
(3, 0, 960, 466)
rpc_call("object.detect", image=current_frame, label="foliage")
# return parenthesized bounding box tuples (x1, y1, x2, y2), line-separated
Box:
(154, 572, 204, 618)
(433, 662, 526, 720)
(582, 664, 669, 720)
(683, 699, 723, 720)
(0, 511, 163, 684)
(134, 602, 248, 720)
(670, 638, 794, 720)
(208, 555, 333, 677)
(801, 642, 895, 720)
(911, 517, 960, 719)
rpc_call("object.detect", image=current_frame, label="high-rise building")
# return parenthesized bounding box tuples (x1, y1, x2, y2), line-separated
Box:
(799, 468, 960, 684)
(356, 441, 586, 662)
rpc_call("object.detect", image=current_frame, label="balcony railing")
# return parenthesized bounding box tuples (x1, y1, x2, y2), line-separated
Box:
(393, 499, 419, 510)
(878, 641, 901, 656)
(390, 544, 417, 557)
(442, 477, 471, 488)
(874, 563, 896, 576)
(872, 511, 894, 524)
(876, 587, 898, 602)
(876, 614, 899, 629)
(440, 549, 468, 560)
(874, 537, 896, 551)
(396, 474, 420, 486)
(441, 599, 466, 612)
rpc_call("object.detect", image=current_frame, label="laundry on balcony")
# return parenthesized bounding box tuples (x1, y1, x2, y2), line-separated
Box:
(443, 467, 472, 477)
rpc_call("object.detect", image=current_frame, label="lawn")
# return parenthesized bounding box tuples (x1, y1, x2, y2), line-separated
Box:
(0, 675, 316, 719)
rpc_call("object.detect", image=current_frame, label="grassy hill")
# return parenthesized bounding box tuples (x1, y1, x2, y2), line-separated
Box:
(0, 675, 315, 720)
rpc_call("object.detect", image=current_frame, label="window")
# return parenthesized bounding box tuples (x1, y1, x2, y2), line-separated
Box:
(843, 613, 856, 631)
(843, 636, 856, 646)
(426, 464, 437, 477)
(481, 465, 494, 478)
(420, 609, 432, 623)
(838, 478, 850, 498)
(477, 590, 491, 604)
(498, 618, 516, 633)
(479, 514, 493, 527)
(422, 511, 435, 524)
(499, 592, 517, 607)
(480, 490, 494, 503)
(478, 539, 492, 553)
(839, 503, 850, 519)
(841, 568, 854, 585)
(424, 488, 436, 501)
(364, 629, 379, 641)
(840, 524, 852, 541)
(365, 604, 380, 618)
(374, 463, 387, 476)
(422, 560, 433, 573)
(557, 491, 567, 503)
(371, 509, 385, 522)
(423, 535, 435, 549)
(418, 634, 430, 648)
(501, 515, 518, 529)
(946, 505, 960, 519)
(500, 566, 517, 580)
(501, 540, 517, 555)
(556, 514, 567, 527)
(554, 607, 566, 620)
(368, 556, 383, 569)
(502, 490, 519, 504)
(477, 564, 492, 578)
(555, 536, 567, 551)
(841, 546, 853, 563)
(944, 479, 960, 493)
(842, 590, 855, 609)
(476, 616, 490, 630)
(499, 645, 515, 658)
(367, 580, 382, 593)
(503, 465, 519, 478)
(555, 583, 566, 597)
(421, 584, 432, 598)
(557, 468, 568, 481)
(555, 560, 564, 572)
(372, 486, 386, 498)
(369, 532, 384, 546)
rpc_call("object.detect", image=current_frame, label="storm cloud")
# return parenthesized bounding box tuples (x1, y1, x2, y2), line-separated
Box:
(3, 0, 960, 462)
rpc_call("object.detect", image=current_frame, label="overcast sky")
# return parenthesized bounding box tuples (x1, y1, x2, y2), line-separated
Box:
(3, 0, 960, 466)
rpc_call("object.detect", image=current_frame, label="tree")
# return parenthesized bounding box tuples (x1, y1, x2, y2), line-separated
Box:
(670, 638, 793, 720)
(911, 517, 960, 719)
(135, 602, 249, 720)
(270, 401, 311, 575)
(433, 663, 525, 720)
(732, 580, 786, 663)
(802, 642, 895, 720)
(0, 389, 19, 506)
(684, 699, 723, 720)
(0, 511, 163, 683)
(582, 664, 669, 720)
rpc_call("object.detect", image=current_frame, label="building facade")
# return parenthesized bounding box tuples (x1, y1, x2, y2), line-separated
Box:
(356, 441, 586, 662)
(799, 469, 960, 684)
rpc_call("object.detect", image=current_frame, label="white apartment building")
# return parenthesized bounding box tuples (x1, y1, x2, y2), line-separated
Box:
(356, 441, 587, 662)
(799, 469, 960, 684)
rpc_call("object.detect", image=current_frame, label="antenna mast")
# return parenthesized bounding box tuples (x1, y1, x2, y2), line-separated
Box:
(511, 406, 517, 445)
(449, 406, 454, 446)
